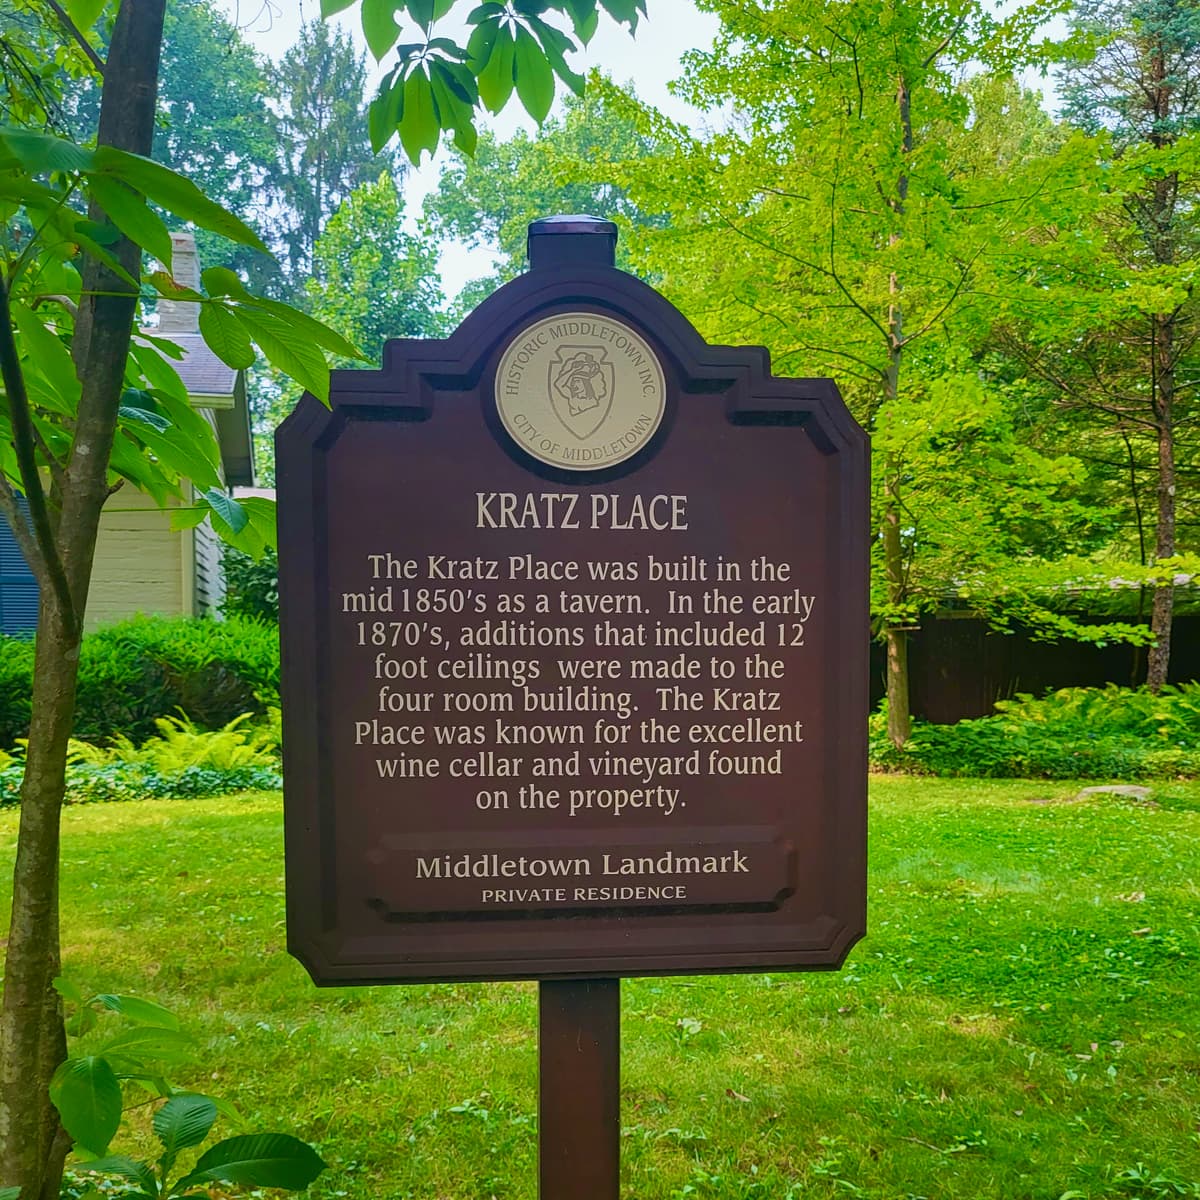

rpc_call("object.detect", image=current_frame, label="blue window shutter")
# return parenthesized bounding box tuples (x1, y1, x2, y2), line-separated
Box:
(0, 497, 39, 635)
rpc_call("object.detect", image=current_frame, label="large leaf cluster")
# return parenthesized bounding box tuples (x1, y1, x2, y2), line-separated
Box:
(48, 984, 323, 1197)
(0, 125, 366, 556)
(320, 0, 644, 162)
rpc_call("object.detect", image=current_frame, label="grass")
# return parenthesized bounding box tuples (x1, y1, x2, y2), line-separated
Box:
(2, 776, 1199, 1199)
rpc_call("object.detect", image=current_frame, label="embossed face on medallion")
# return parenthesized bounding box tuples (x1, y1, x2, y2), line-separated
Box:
(494, 312, 666, 471)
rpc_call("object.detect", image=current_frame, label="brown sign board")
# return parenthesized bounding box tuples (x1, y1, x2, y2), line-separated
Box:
(277, 216, 868, 984)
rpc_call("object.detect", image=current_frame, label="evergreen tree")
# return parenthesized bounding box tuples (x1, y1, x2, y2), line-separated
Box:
(268, 20, 396, 288)
(1049, 0, 1200, 689)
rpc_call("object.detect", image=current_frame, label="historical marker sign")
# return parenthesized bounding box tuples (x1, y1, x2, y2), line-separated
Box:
(277, 216, 868, 984)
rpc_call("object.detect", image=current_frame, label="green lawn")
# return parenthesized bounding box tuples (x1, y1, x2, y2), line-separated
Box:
(3, 777, 1199, 1199)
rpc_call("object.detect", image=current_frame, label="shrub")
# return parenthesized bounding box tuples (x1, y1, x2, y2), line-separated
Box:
(109, 712, 278, 772)
(0, 712, 282, 806)
(0, 761, 282, 807)
(872, 684, 1200, 780)
(0, 637, 34, 751)
(222, 545, 279, 621)
(0, 615, 280, 746)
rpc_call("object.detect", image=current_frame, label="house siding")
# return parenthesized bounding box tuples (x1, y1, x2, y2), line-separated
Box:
(194, 509, 224, 615)
(87, 490, 187, 629)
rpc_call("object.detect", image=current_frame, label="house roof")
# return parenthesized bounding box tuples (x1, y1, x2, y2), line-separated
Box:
(163, 333, 240, 397)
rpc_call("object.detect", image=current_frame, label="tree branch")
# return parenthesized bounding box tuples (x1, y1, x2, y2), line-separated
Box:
(29, 418, 69, 494)
(906, 243, 987, 343)
(921, 14, 969, 70)
(0, 272, 77, 631)
(829, 175, 890, 343)
(39, 0, 105, 76)
(0, 474, 40, 577)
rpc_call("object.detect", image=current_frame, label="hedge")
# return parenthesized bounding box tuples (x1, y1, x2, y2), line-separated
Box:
(0, 615, 279, 746)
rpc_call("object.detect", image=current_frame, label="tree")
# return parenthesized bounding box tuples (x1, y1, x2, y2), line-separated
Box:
(309, 171, 444, 357)
(1002, 0, 1200, 690)
(254, 170, 446, 481)
(0, 0, 643, 1192)
(585, 0, 1081, 745)
(425, 85, 665, 293)
(267, 20, 387, 288)
(61, 0, 283, 290)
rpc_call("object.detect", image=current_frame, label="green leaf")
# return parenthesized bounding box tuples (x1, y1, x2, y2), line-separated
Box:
(108, 433, 179, 508)
(153, 1093, 218, 1154)
(0, 127, 95, 174)
(63, 0, 106, 29)
(467, 1, 505, 20)
(320, 0, 356, 13)
(398, 69, 441, 164)
(74, 1155, 158, 1198)
(99, 1025, 195, 1063)
(123, 420, 223, 491)
(74, 218, 121, 246)
(232, 307, 331, 402)
(476, 26, 516, 113)
(92, 994, 180, 1029)
(234, 297, 363, 361)
(0, 175, 68, 208)
(149, 270, 202, 302)
(513, 26, 555, 123)
(452, 114, 479, 155)
(466, 17, 500, 69)
(200, 266, 249, 299)
(147, 387, 223, 471)
(368, 69, 404, 152)
(88, 175, 173, 267)
(597, 0, 639, 28)
(207, 508, 267, 559)
(407, 0, 435, 29)
(527, 15, 584, 94)
(130, 341, 189, 405)
(54, 977, 85, 1005)
(174, 1134, 326, 1193)
(430, 70, 478, 156)
(169, 505, 210, 533)
(0, 1187, 23, 1200)
(361, 0, 401, 60)
(119, 406, 172, 433)
(439, 59, 480, 106)
(237, 496, 278, 552)
(11, 302, 80, 412)
(50, 1057, 122, 1157)
(563, 0, 599, 43)
(136, 333, 183, 360)
(65, 1006, 99, 1038)
(92, 148, 268, 254)
(202, 488, 248, 535)
(199, 303, 256, 370)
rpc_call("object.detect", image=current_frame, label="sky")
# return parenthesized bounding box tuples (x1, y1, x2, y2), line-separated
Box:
(215, 0, 721, 297)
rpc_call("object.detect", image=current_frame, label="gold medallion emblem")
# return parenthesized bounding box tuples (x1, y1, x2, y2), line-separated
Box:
(495, 312, 665, 470)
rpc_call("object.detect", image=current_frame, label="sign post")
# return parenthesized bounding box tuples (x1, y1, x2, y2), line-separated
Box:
(539, 979, 619, 1198)
(277, 215, 868, 1192)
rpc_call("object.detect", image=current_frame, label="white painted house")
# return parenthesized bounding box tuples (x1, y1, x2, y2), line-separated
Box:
(0, 232, 254, 634)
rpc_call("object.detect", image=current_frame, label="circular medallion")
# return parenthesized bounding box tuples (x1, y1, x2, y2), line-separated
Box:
(494, 311, 666, 471)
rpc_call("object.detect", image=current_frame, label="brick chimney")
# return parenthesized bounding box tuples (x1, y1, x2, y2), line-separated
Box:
(158, 231, 201, 334)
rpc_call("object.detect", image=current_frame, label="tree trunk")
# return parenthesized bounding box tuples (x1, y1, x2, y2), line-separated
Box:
(0, 596, 78, 1194)
(1146, 312, 1176, 691)
(0, 3, 166, 1194)
(880, 71, 914, 749)
(1144, 40, 1178, 693)
(882, 450, 911, 747)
